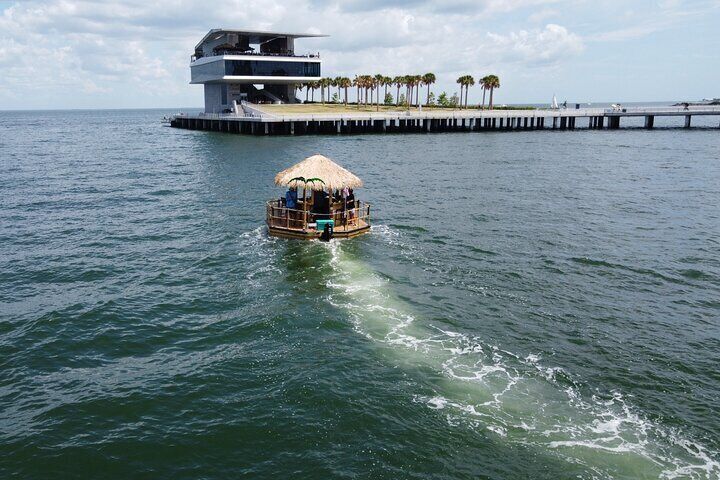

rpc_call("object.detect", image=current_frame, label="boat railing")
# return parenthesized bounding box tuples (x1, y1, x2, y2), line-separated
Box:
(266, 199, 370, 231)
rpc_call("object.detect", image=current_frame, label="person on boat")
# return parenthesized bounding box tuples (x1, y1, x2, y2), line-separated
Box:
(345, 188, 356, 225)
(311, 189, 331, 220)
(285, 186, 298, 209)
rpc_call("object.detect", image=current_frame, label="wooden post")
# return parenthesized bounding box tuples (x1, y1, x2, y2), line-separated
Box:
(684, 115, 691, 128)
(302, 187, 307, 231)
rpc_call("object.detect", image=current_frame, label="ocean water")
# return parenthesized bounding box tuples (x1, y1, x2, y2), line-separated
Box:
(1, 109, 719, 479)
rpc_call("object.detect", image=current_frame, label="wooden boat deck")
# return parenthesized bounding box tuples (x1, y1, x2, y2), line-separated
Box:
(267, 219, 370, 239)
(266, 200, 371, 240)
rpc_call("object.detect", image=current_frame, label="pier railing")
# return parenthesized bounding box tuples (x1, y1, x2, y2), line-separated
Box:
(192, 51, 320, 62)
(266, 199, 370, 231)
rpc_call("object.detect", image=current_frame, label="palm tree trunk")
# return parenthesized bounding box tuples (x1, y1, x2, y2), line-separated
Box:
(489, 87, 494, 110)
(481, 88, 486, 110)
(426, 84, 430, 106)
(396, 85, 400, 106)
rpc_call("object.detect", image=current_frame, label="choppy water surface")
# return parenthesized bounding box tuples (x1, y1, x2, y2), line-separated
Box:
(1, 109, 719, 479)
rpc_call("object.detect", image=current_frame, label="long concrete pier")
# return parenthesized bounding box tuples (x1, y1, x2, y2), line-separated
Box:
(170, 106, 720, 135)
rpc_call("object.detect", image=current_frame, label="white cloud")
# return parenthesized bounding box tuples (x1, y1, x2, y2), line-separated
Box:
(484, 24, 584, 66)
(0, 0, 715, 108)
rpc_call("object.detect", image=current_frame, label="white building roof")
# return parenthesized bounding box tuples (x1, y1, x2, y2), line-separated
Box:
(195, 29, 328, 51)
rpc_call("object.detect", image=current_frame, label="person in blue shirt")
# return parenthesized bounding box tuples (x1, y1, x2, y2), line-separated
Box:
(285, 187, 298, 209)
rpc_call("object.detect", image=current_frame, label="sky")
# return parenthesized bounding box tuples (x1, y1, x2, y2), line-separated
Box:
(0, 0, 718, 109)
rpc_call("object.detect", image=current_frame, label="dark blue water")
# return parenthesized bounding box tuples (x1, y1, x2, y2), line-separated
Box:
(1, 109, 719, 479)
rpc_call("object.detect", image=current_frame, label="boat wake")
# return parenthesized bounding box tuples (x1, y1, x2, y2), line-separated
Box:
(322, 235, 719, 479)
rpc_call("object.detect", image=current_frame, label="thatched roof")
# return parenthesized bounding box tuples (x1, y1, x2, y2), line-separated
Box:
(274, 154, 363, 191)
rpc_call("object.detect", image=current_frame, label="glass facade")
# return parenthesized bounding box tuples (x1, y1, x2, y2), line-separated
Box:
(191, 60, 224, 82)
(224, 60, 320, 77)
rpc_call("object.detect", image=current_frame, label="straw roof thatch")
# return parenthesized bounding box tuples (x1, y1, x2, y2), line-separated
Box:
(274, 154, 363, 191)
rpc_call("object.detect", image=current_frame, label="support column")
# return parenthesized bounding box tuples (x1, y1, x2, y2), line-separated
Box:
(644, 115, 654, 129)
(684, 115, 691, 128)
(553, 117, 558, 129)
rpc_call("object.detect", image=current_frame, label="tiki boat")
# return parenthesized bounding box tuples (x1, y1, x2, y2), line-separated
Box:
(266, 154, 371, 240)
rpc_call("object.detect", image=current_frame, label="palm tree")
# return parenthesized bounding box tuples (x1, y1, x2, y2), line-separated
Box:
(328, 77, 336, 103)
(374, 74, 384, 111)
(339, 77, 351, 105)
(393, 76, 403, 106)
(353, 76, 360, 107)
(358, 75, 367, 106)
(456, 76, 465, 109)
(383, 76, 392, 101)
(365, 75, 373, 106)
(464, 75, 475, 108)
(304, 82, 310, 102)
(310, 81, 319, 102)
(407, 75, 418, 107)
(414, 75, 422, 106)
(479, 76, 489, 110)
(422, 73, 436, 106)
(404, 75, 412, 107)
(485, 74, 500, 110)
(335, 76, 343, 101)
(319, 77, 331, 104)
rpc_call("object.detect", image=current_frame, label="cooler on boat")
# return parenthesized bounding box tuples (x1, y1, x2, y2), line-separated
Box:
(316, 219, 334, 231)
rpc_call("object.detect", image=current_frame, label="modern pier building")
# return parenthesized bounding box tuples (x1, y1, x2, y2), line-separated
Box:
(191, 29, 326, 112)
(172, 28, 720, 134)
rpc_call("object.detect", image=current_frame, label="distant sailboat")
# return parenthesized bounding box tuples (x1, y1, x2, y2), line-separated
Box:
(551, 94, 559, 109)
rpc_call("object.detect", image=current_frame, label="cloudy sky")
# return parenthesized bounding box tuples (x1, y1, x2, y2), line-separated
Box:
(0, 0, 718, 109)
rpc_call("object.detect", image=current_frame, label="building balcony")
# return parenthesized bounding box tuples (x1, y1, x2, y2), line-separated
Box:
(191, 50, 320, 63)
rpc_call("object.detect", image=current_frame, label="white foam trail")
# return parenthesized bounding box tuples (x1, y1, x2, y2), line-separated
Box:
(324, 235, 720, 479)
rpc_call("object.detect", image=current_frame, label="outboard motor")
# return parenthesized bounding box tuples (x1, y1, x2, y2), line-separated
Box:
(320, 222, 334, 242)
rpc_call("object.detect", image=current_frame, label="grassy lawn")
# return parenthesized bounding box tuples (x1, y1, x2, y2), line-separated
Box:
(256, 103, 536, 114)
(257, 103, 461, 114)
